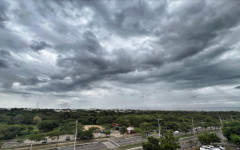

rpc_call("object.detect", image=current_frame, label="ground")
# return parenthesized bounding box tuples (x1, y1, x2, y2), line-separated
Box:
(83, 125, 104, 130)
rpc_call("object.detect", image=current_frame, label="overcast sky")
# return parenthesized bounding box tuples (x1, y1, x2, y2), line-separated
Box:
(0, 0, 240, 110)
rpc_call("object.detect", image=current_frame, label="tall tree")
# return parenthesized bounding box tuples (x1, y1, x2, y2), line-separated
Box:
(120, 126, 127, 137)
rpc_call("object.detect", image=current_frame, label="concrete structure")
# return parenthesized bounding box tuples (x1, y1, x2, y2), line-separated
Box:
(127, 127, 134, 134)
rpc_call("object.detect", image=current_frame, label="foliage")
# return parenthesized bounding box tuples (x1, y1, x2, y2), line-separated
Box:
(223, 121, 240, 145)
(120, 126, 127, 137)
(159, 131, 180, 150)
(60, 122, 82, 134)
(29, 132, 46, 142)
(0, 108, 239, 141)
(77, 130, 93, 140)
(140, 122, 152, 132)
(33, 116, 42, 124)
(48, 130, 59, 141)
(96, 116, 113, 125)
(143, 136, 160, 150)
(143, 131, 180, 150)
(180, 122, 191, 135)
(89, 127, 100, 132)
(223, 121, 240, 141)
(104, 130, 111, 137)
(0, 124, 28, 140)
(38, 120, 58, 132)
(230, 134, 240, 145)
(198, 132, 221, 145)
(116, 118, 130, 126)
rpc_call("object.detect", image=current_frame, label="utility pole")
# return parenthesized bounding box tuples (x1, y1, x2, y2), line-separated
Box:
(74, 120, 78, 150)
(57, 123, 61, 144)
(155, 118, 161, 137)
(219, 117, 223, 128)
(36, 102, 39, 110)
(30, 141, 33, 150)
(192, 117, 195, 134)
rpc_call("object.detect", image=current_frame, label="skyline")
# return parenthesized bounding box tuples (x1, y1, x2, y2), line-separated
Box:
(0, 0, 240, 110)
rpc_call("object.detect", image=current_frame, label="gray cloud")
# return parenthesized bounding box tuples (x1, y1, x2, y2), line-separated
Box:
(0, 49, 11, 56)
(0, 59, 8, 68)
(30, 40, 52, 51)
(0, 1, 9, 28)
(0, 0, 240, 109)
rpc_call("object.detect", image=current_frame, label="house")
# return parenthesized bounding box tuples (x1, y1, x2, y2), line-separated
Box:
(127, 127, 134, 134)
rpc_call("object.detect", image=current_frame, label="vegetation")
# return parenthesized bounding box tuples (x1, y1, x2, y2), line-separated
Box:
(119, 126, 127, 137)
(198, 132, 221, 145)
(223, 121, 240, 145)
(77, 130, 93, 140)
(0, 108, 239, 145)
(143, 131, 180, 150)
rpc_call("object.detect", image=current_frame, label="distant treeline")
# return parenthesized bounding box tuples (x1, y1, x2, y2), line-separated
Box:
(0, 108, 239, 142)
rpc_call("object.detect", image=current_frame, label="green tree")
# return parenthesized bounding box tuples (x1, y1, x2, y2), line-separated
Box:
(120, 126, 127, 137)
(103, 126, 111, 137)
(139, 122, 152, 133)
(180, 122, 191, 135)
(77, 130, 93, 140)
(203, 123, 208, 131)
(143, 136, 160, 150)
(13, 114, 24, 123)
(29, 133, 46, 142)
(48, 130, 59, 143)
(116, 118, 130, 126)
(159, 131, 180, 150)
(104, 130, 111, 137)
(143, 131, 180, 150)
(38, 120, 58, 132)
(33, 116, 42, 124)
(223, 121, 240, 141)
(198, 132, 221, 145)
(230, 134, 240, 145)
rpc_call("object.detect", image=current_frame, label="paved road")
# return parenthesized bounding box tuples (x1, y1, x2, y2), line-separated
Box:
(49, 142, 106, 150)
(112, 136, 145, 146)
(50, 128, 221, 150)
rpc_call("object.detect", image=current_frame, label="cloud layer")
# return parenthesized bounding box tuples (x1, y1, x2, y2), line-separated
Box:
(0, 0, 240, 109)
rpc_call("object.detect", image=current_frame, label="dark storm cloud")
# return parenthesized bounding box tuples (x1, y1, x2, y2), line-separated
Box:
(0, 0, 240, 108)
(0, 50, 11, 56)
(0, 59, 8, 68)
(235, 86, 240, 89)
(30, 40, 52, 51)
(0, 1, 9, 28)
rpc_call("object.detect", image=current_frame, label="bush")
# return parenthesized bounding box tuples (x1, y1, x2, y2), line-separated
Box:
(230, 134, 240, 145)
(77, 130, 93, 140)
(38, 120, 58, 132)
(198, 132, 221, 145)
(223, 121, 240, 141)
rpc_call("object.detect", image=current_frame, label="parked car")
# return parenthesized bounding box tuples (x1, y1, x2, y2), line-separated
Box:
(174, 131, 179, 134)
(65, 136, 70, 141)
(42, 138, 47, 144)
(200, 145, 225, 150)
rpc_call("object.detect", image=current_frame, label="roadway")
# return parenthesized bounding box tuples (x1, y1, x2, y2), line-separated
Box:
(49, 128, 221, 150)
(49, 142, 106, 150)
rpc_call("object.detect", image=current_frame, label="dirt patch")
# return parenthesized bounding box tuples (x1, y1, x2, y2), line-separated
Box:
(84, 125, 104, 130)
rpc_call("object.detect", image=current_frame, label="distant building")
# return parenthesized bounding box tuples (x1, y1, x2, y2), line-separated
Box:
(127, 127, 134, 134)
